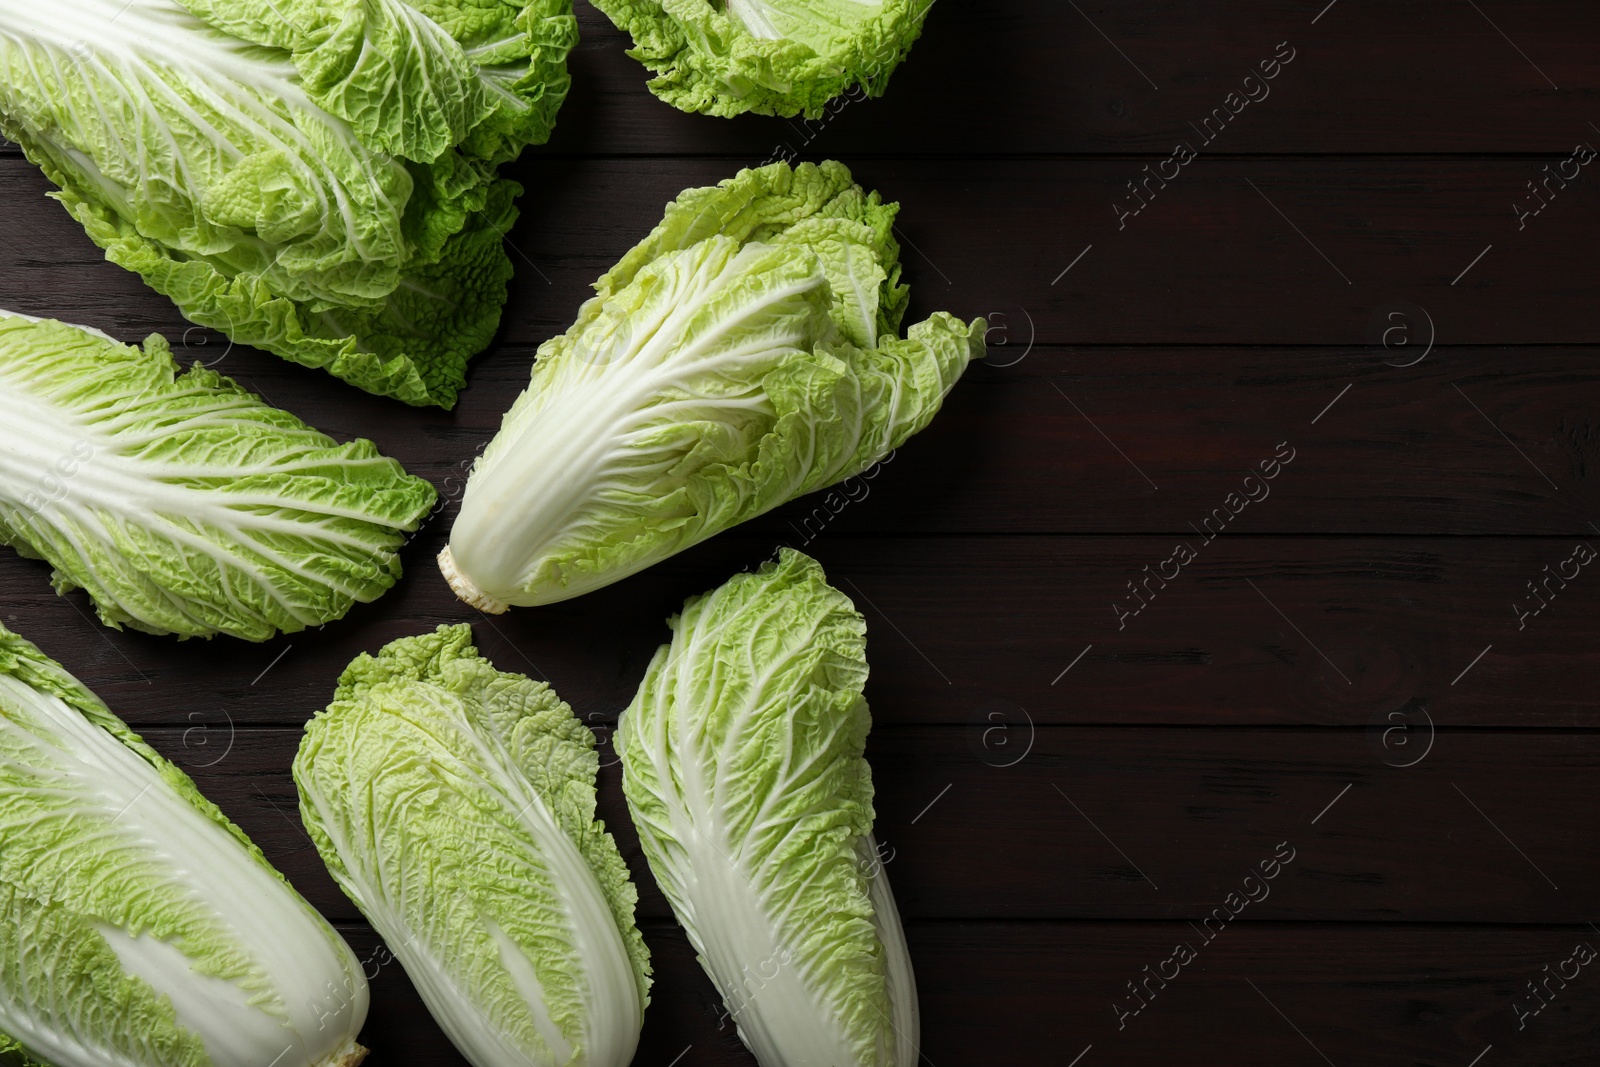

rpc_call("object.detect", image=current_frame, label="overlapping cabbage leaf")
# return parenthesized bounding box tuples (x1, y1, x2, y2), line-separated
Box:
(440, 161, 982, 609)
(618, 549, 919, 1067)
(0, 620, 369, 1067)
(294, 624, 651, 1067)
(591, 0, 933, 117)
(0, 312, 437, 640)
(0, 0, 578, 407)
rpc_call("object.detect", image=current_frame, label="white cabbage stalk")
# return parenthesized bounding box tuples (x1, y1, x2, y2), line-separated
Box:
(0, 621, 367, 1067)
(618, 549, 919, 1067)
(294, 625, 651, 1067)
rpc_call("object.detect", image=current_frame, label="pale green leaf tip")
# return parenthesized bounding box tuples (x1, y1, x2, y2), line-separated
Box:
(591, 0, 933, 118)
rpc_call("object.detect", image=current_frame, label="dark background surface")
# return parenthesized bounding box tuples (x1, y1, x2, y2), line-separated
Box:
(3, 1, 1600, 1064)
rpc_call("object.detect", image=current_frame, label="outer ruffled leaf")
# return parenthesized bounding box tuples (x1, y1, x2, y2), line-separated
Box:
(0, 1032, 49, 1067)
(591, 0, 933, 117)
(595, 159, 908, 346)
(181, 0, 578, 165)
(295, 625, 650, 1067)
(181, 0, 492, 162)
(442, 161, 981, 609)
(419, 0, 581, 164)
(57, 174, 523, 408)
(617, 549, 918, 1066)
(0, 312, 437, 640)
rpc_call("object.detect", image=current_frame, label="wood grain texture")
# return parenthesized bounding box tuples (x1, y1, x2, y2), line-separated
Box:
(151, 726, 1600, 924)
(5, 156, 1600, 347)
(9, 535, 1596, 730)
(340, 920, 1600, 1066)
(542, 0, 1600, 157)
(7, 3, 1596, 158)
(0, 2, 1597, 1065)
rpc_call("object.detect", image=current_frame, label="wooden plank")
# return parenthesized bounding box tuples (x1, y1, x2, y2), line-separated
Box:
(4, 3, 1598, 157)
(5, 157, 1600, 347)
(29, 338, 1594, 539)
(562, 0, 1600, 157)
(498, 157, 1600, 348)
(159, 725, 1600, 924)
(9, 535, 1597, 730)
(0, 9, 1594, 1067)
(550, 1, 1600, 157)
(778, 344, 1600, 537)
(339, 919, 1600, 1066)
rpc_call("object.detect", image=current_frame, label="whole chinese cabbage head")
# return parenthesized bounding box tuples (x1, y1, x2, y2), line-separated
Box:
(0, 310, 437, 641)
(295, 624, 651, 1067)
(591, 0, 934, 117)
(439, 160, 982, 610)
(0, 0, 578, 407)
(618, 548, 919, 1066)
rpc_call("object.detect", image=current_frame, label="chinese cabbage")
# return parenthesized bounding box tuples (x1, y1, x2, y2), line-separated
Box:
(591, 0, 933, 118)
(0, 311, 437, 641)
(617, 548, 918, 1067)
(294, 624, 651, 1067)
(440, 161, 982, 609)
(0, 0, 577, 406)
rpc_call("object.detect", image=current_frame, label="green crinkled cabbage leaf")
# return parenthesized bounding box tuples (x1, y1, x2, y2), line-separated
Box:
(0, 1034, 47, 1067)
(441, 160, 982, 609)
(617, 549, 919, 1067)
(0, 620, 367, 1067)
(0, 312, 437, 641)
(591, 0, 933, 117)
(295, 624, 651, 1067)
(0, 0, 577, 406)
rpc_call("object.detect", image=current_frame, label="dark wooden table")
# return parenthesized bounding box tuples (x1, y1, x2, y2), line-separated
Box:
(4, 2, 1600, 1064)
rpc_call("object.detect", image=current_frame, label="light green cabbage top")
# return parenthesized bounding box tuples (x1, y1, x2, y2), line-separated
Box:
(440, 161, 982, 609)
(0, 312, 437, 641)
(294, 624, 651, 1067)
(0, 0, 578, 406)
(591, 0, 933, 117)
(617, 549, 919, 1067)
(0, 620, 368, 1067)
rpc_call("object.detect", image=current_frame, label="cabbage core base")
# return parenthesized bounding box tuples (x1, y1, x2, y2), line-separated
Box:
(318, 1038, 370, 1067)
(437, 547, 510, 613)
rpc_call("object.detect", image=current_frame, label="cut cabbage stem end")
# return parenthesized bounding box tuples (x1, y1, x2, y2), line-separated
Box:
(319, 1041, 370, 1067)
(438, 546, 510, 613)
